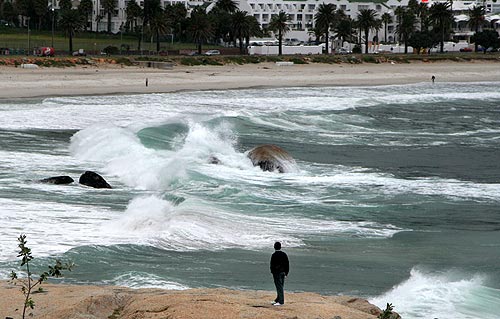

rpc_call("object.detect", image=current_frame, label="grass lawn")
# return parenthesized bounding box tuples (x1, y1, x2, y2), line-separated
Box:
(0, 27, 207, 54)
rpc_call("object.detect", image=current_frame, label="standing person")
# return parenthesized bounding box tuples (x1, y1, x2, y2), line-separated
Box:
(270, 241, 289, 306)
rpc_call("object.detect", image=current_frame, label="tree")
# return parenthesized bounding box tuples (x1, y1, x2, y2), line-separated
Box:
(188, 6, 213, 54)
(429, 1, 454, 53)
(10, 235, 73, 319)
(214, 0, 238, 13)
(335, 16, 355, 47)
(396, 7, 417, 53)
(471, 30, 500, 54)
(165, 2, 187, 41)
(33, 0, 47, 30)
(231, 10, 251, 53)
(381, 12, 392, 43)
(102, 0, 116, 33)
(58, 0, 72, 12)
(59, 9, 84, 53)
(149, 9, 168, 52)
(408, 30, 436, 54)
(78, 0, 93, 31)
(315, 3, 337, 54)
(2, 1, 18, 26)
(244, 15, 263, 47)
(357, 9, 378, 54)
(143, 0, 161, 28)
(269, 11, 290, 56)
(468, 5, 485, 52)
(417, 3, 430, 30)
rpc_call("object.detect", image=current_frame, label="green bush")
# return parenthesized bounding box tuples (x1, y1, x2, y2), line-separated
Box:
(10, 234, 73, 319)
(362, 55, 378, 63)
(102, 45, 119, 55)
(289, 57, 308, 64)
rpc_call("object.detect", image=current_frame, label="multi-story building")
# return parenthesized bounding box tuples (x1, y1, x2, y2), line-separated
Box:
(72, 0, 499, 43)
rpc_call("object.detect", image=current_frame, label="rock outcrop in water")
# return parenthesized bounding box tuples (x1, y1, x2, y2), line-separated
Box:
(247, 144, 296, 173)
(39, 176, 75, 185)
(79, 171, 112, 189)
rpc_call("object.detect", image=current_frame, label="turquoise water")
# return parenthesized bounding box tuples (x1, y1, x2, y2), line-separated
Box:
(1, 83, 499, 318)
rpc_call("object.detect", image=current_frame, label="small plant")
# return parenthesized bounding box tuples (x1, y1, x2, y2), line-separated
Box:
(10, 234, 73, 319)
(378, 302, 395, 319)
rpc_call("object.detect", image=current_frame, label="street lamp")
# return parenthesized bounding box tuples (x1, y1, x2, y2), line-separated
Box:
(27, 17, 31, 55)
(51, 6, 55, 48)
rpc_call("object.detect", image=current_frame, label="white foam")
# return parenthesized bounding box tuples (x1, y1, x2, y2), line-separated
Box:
(370, 268, 500, 319)
(108, 272, 189, 290)
(0, 197, 120, 262)
(288, 170, 500, 202)
(102, 195, 401, 252)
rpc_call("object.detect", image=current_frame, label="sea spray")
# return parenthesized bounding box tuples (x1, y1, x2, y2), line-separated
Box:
(370, 268, 500, 319)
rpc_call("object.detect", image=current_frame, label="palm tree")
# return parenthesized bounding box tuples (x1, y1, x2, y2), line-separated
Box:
(381, 12, 392, 43)
(468, 5, 485, 52)
(33, 0, 47, 30)
(143, 0, 162, 29)
(215, 0, 238, 13)
(231, 10, 249, 53)
(396, 8, 417, 53)
(417, 3, 430, 30)
(125, 0, 142, 32)
(101, 0, 116, 33)
(78, 0, 93, 31)
(314, 3, 336, 54)
(357, 9, 378, 54)
(429, 1, 454, 53)
(59, 9, 84, 54)
(244, 15, 263, 47)
(188, 6, 213, 54)
(335, 16, 355, 47)
(149, 10, 169, 52)
(269, 11, 290, 56)
(165, 3, 187, 41)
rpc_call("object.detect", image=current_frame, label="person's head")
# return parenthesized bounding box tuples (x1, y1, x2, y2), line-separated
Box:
(274, 241, 281, 250)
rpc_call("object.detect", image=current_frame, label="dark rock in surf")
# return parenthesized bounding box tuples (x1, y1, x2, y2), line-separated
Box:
(79, 171, 112, 189)
(247, 144, 295, 173)
(208, 155, 221, 165)
(39, 176, 74, 185)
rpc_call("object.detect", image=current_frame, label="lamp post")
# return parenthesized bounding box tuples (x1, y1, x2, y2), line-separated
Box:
(51, 7, 55, 48)
(27, 17, 31, 55)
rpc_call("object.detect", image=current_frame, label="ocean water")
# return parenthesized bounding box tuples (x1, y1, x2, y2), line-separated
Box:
(1, 82, 499, 319)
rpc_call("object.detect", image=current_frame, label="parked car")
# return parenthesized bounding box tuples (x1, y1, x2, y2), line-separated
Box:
(459, 47, 473, 52)
(204, 50, 221, 56)
(336, 47, 352, 55)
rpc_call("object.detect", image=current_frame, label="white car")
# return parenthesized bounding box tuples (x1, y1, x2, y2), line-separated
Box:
(336, 48, 352, 55)
(204, 50, 221, 56)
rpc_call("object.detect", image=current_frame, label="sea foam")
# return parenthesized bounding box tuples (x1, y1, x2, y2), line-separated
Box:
(370, 268, 500, 319)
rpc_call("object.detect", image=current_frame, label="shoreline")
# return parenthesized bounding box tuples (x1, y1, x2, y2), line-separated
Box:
(1, 60, 500, 99)
(0, 281, 388, 319)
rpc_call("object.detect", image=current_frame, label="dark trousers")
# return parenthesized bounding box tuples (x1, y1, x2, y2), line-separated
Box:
(273, 272, 286, 304)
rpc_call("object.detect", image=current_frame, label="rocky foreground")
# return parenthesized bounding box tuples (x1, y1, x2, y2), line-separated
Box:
(0, 281, 392, 319)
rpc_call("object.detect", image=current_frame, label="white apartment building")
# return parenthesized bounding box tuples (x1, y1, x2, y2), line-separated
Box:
(72, 0, 499, 42)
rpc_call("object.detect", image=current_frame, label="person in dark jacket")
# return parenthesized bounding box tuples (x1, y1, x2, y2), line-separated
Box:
(270, 241, 289, 306)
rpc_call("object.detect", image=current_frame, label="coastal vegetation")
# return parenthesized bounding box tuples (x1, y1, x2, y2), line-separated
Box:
(0, 51, 499, 68)
(9, 234, 73, 319)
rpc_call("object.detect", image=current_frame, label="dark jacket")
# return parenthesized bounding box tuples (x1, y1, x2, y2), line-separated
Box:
(270, 250, 289, 275)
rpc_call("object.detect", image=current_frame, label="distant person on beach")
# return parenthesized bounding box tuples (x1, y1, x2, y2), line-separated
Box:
(270, 241, 289, 306)
(432, 75, 435, 83)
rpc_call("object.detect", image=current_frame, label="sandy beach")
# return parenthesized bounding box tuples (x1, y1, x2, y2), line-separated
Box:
(1, 60, 499, 99)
